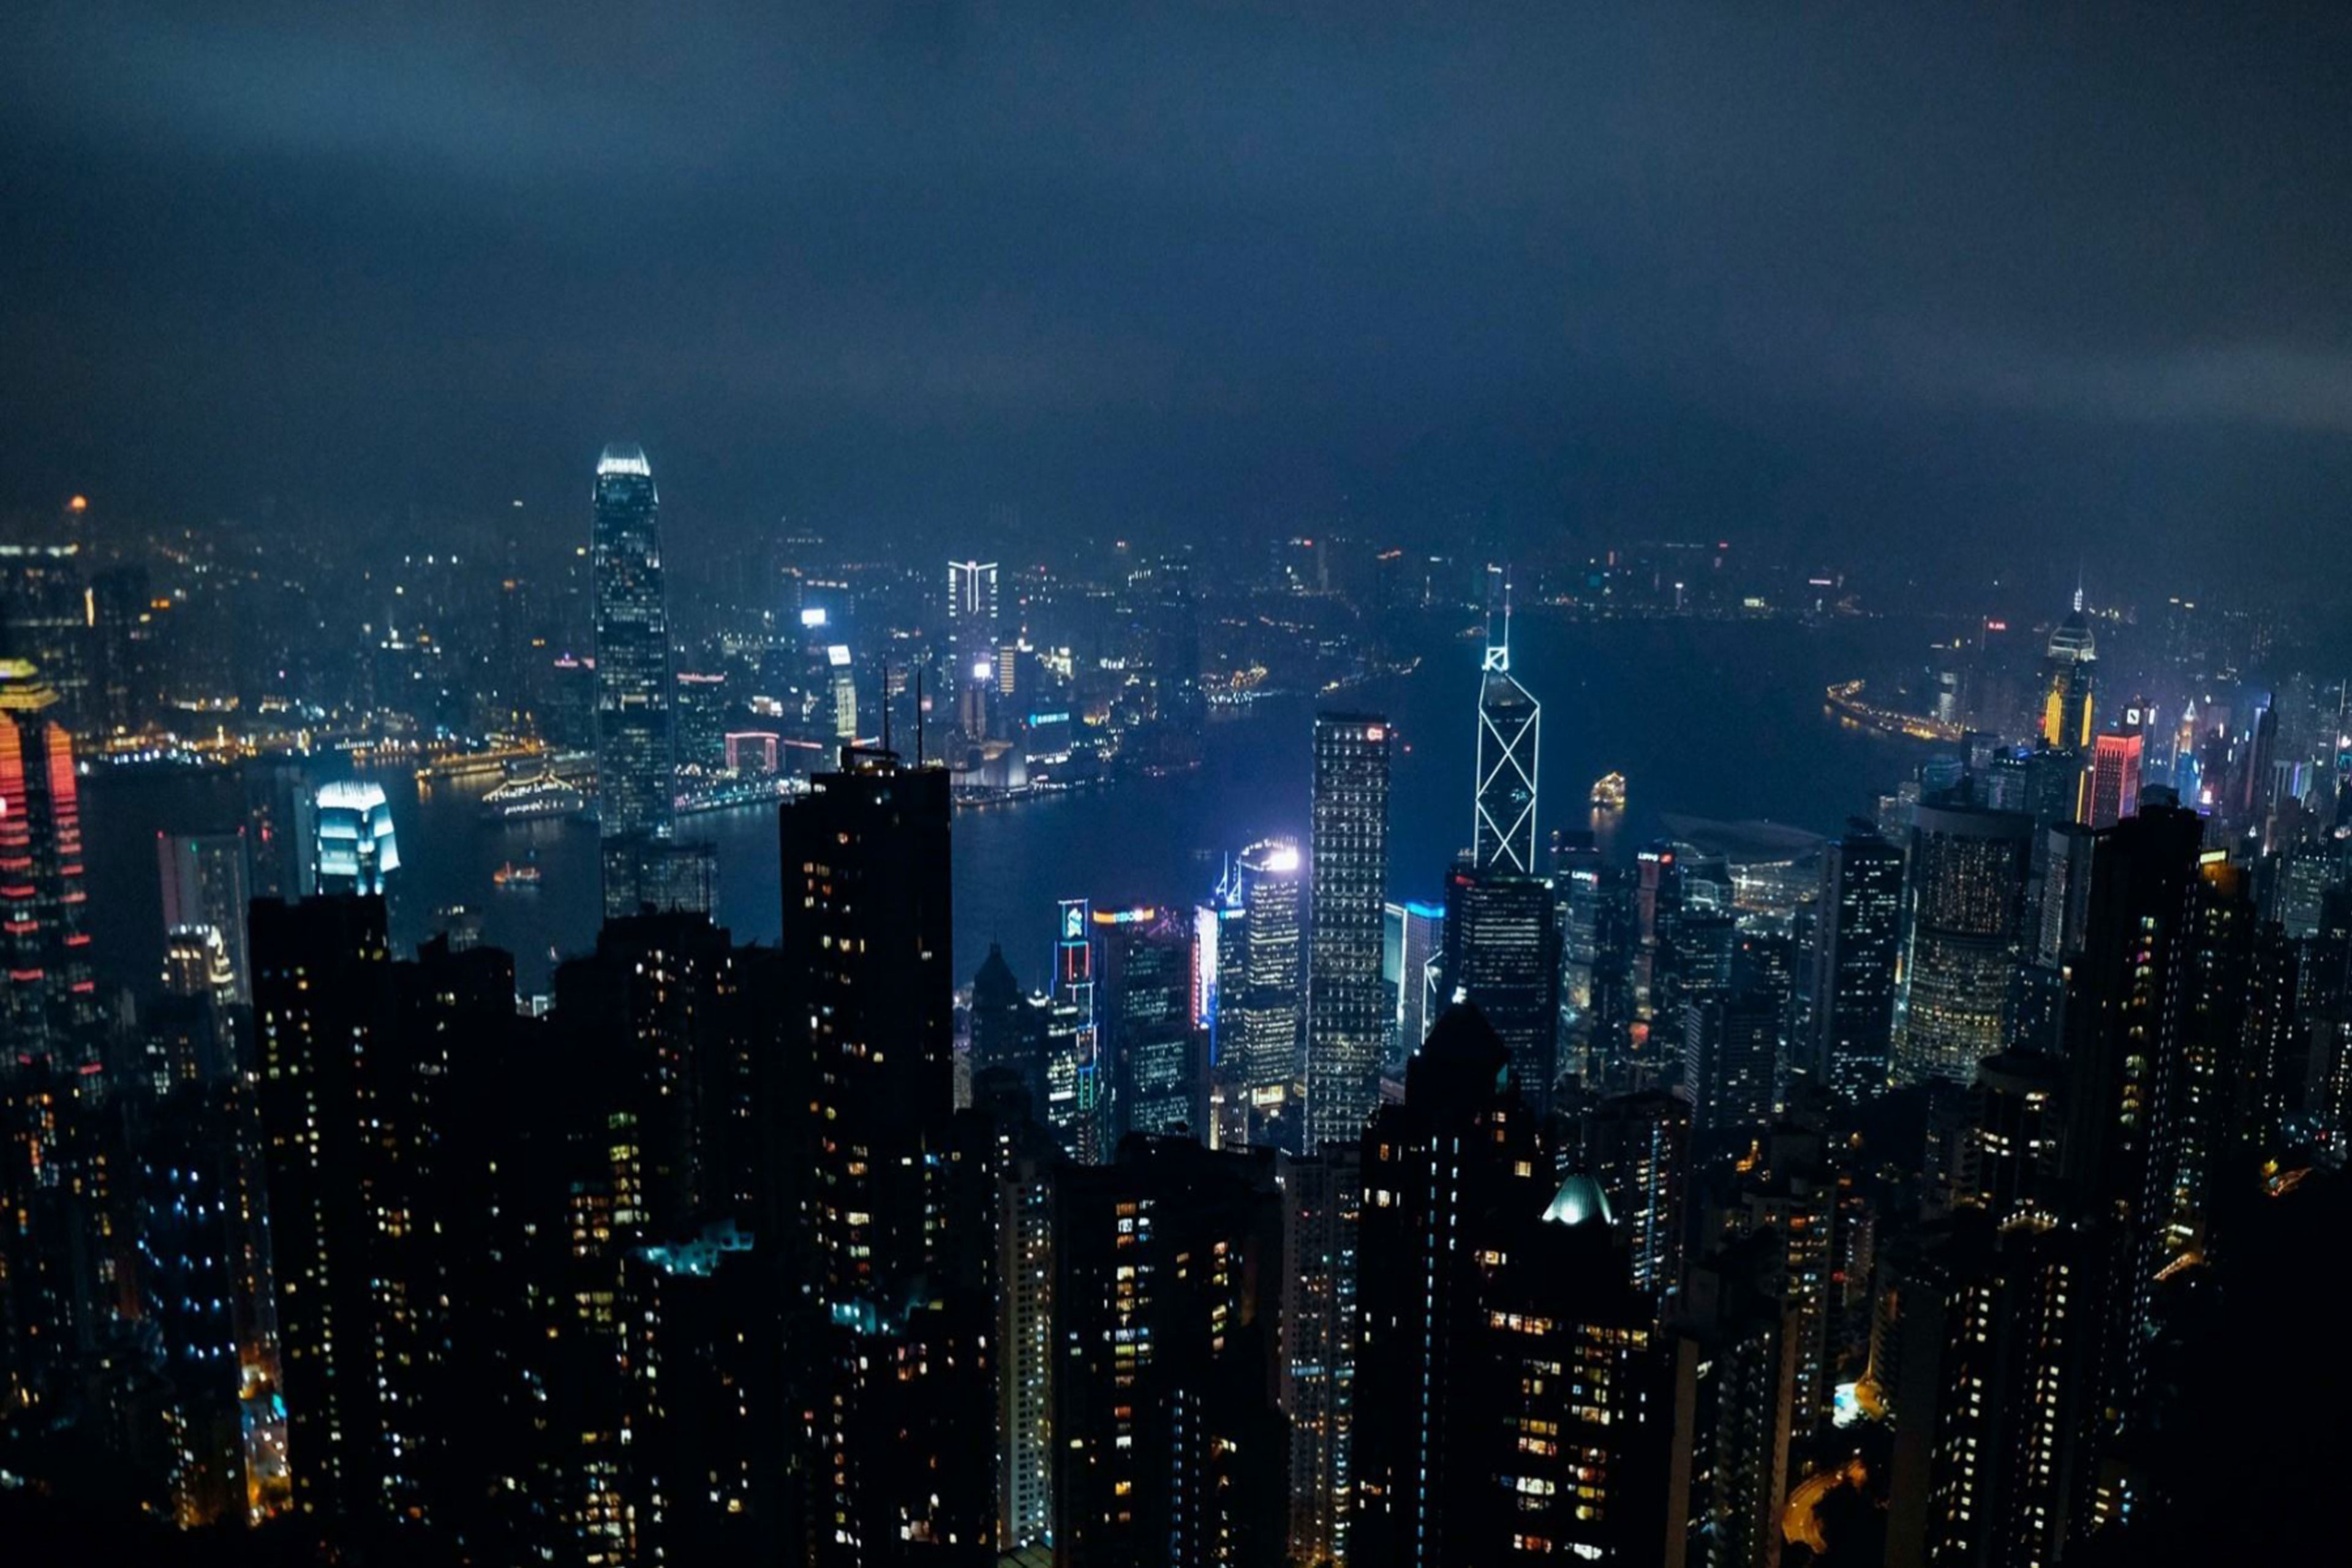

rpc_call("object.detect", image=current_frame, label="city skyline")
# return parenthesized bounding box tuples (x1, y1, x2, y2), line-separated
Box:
(7, 7, 2352, 1564)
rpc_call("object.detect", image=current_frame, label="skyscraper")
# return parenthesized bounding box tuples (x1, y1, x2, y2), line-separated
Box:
(1897, 802, 2034, 1086)
(1307, 714, 1390, 1153)
(1472, 567, 1540, 872)
(1809, 826, 1903, 1100)
(1382, 897, 1443, 1060)
(1099, 906, 1207, 1139)
(312, 780, 400, 895)
(592, 443, 677, 918)
(2060, 802, 2206, 1520)
(1354, 1006, 1674, 1566)
(0, 660, 97, 1067)
(1439, 858, 1562, 1113)
(1280, 1145, 1360, 1567)
(778, 742, 984, 1560)
(2084, 729, 2144, 828)
(158, 831, 253, 1007)
(251, 894, 396, 1525)
(2039, 591, 2098, 750)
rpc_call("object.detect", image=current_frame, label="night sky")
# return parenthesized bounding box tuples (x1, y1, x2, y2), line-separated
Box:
(8, 3, 2352, 601)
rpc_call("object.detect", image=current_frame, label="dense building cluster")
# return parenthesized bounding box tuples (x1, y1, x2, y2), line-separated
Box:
(2, 463, 2348, 1566)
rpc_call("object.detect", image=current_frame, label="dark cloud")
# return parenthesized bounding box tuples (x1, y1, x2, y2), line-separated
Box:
(6, 1, 2352, 598)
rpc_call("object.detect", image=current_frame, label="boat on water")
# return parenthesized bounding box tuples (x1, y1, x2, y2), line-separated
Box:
(481, 767, 587, 822)
(1591, 771, 1627, 810)
(492, 859, 542, 889)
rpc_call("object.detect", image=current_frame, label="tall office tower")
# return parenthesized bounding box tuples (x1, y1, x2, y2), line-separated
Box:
(312, 780, 400, 896)
(243, 758, 316, 900)
(1588, 868, 1640, 1080)
(2057, 801, 2205, 1533)
(251, 895, 395, 1525)
(947, 559, 1001, 739)
(1100, 907, 1206, 1138)
(1670, 1232, 1798, 1568)
(1306, 714, 1391, 1153)
(971, 941, 1049, 1113)
(1227, 838, 1305, 1129)
(158, 831, 253, 1006)
(1472, 567, 1540, 872)
(1045, 897, 1106, 1161)
(2084, 729, 2144, 827)
(1896, 803, 2034, 1086)
(2236, 695, 2278, 826)
(0, 541, 91, 734)
(0, 660, 97, 1067)
(1439, 859, 1563, 1112)
(1279, 1146, 1360, 1568)
(1581, 1088, 1692, 1308)
(780, 745, 986, 1561)
(1632, 840, 1684, 1044)
(2038, 590, 2099, 750)
(1354, 1007, 1674, 1567)
(1956, 1050, 2064, 1223)
(1552, 826, 1603, 1008)
(1882, 1212, 2081, 1568)
(1382, 899, 1444, 1063)
(1052, 1137, 1287, 1566)
(592, 443, 677, 918)
(1683, 992, 1780, 1145)
(2038, 821, 2097, 963)
(87, 562, 155, 737)
(1809, 826, 1902, 1100)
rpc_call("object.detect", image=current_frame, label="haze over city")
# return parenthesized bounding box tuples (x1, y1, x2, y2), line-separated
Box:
(3, 6, 2350, 1567)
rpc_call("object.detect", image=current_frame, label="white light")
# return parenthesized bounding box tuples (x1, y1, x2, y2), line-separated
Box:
(800, 607, 828, 627)
(1265, 846, 1301, 873)
(973, 658, 993, 681)
(827, 645, 852, 668)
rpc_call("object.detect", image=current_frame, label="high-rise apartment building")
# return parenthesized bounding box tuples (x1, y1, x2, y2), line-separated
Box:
(2084, 729, 2143, 828)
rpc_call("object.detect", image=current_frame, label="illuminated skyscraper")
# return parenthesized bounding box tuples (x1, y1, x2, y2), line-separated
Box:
(1896, 803, 2034, 1086)
(2038, 590, 2098, 749)
(1809, 826, 1903, 1100)
(1227, 839, 1305, 1139)
(1471, 565, 1540, 872)
(158, 831, 252, 1006)
(1382, 897, 1442, 1059)
(2084, 729, 2143, 828)
(1581, 1088, 1691, 1309)
(947, 559, 1001, 740)
(1099, 906, 1206, 1139)
(0, 660, 97, 1066)
(1439, 858, 1562, 1113)
(1307, 714, 1390, 1153)
(313, 780, 400, 895)
(592, 443, 677, 917)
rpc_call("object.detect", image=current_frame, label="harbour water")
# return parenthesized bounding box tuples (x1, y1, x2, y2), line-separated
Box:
(83, 612, 1939, 999)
